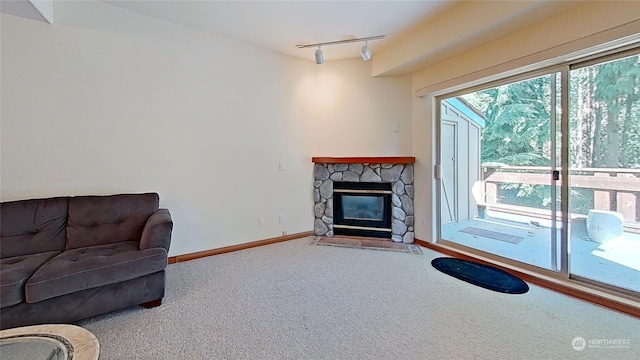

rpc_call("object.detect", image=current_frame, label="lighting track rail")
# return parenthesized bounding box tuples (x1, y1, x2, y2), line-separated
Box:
(295, 35, 386, 49)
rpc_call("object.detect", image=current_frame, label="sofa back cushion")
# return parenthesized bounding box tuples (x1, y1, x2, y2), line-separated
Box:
(66, 193, 159, 250)
(0, 197, 69, 259)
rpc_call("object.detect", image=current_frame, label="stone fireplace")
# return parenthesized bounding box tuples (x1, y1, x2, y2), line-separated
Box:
(312, 157, 415, 243)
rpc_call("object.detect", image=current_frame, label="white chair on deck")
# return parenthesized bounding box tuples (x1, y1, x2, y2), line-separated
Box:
(586, 210, 624, 243)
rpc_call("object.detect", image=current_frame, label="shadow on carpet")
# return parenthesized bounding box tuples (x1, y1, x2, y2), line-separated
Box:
(309, 236, 423, 255)
(431, 257, 529, 294)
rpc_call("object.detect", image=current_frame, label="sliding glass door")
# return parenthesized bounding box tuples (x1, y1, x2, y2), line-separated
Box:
(568, 53, 640, 293)
(437, 48, 640, 294)
(438, 73, 562, 271)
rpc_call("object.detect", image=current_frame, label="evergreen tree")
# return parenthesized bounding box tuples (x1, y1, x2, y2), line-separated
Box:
(453, 54, 639, 210)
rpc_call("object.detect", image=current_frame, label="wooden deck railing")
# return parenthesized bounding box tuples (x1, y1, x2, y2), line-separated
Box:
(482, 166, 640, 222)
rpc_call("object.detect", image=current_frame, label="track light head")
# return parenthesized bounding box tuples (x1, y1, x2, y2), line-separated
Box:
(315, 47, 324, 65)
(361, 42, 372, 62)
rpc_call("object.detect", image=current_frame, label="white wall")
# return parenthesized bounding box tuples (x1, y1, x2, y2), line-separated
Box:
(0, 1, 412, 256)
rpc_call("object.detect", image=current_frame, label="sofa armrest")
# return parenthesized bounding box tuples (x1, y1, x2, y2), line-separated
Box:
(140, 209, 173, 252)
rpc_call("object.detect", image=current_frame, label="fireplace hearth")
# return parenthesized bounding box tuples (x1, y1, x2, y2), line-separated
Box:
(312, 157, 415, 243)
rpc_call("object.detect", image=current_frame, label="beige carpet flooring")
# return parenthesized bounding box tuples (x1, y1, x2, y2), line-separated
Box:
(77, 237, 640, 359)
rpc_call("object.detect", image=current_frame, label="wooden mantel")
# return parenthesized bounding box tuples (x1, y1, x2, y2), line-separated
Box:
(312, 157, 415, 164)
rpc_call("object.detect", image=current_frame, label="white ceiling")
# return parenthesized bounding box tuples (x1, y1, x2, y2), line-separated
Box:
(101, 0, 454, 62)
(2, 1, 581, 71)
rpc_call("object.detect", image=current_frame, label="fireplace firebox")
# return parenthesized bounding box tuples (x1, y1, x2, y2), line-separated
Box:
(333, 182, 392, 238)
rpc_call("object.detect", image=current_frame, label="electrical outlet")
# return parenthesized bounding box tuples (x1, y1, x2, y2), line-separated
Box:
(421, 219, 426, 226)
(279, 161, 285, 171)
(279, 215, 285, 224)
(258, 217, 265, 226)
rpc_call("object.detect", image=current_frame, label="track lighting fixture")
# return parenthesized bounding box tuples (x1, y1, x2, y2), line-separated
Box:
(296, 35, 385, 64)
(361, 41, 372, 62)
(315, 46, 324, 65)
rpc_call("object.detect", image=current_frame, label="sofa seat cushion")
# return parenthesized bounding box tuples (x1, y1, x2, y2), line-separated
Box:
(25, 241, 167, 303)
(1, 251, 61, 308)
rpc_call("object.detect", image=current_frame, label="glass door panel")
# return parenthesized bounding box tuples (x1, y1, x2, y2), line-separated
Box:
(439, 73, 562, 271)
(568, 54, 640, 293)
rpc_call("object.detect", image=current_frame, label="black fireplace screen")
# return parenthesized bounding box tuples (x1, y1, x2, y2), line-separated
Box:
(333, 182, 392, 238)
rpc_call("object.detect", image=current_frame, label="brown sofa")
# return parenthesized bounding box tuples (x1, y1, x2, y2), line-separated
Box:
(0, 193, 172, 330)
